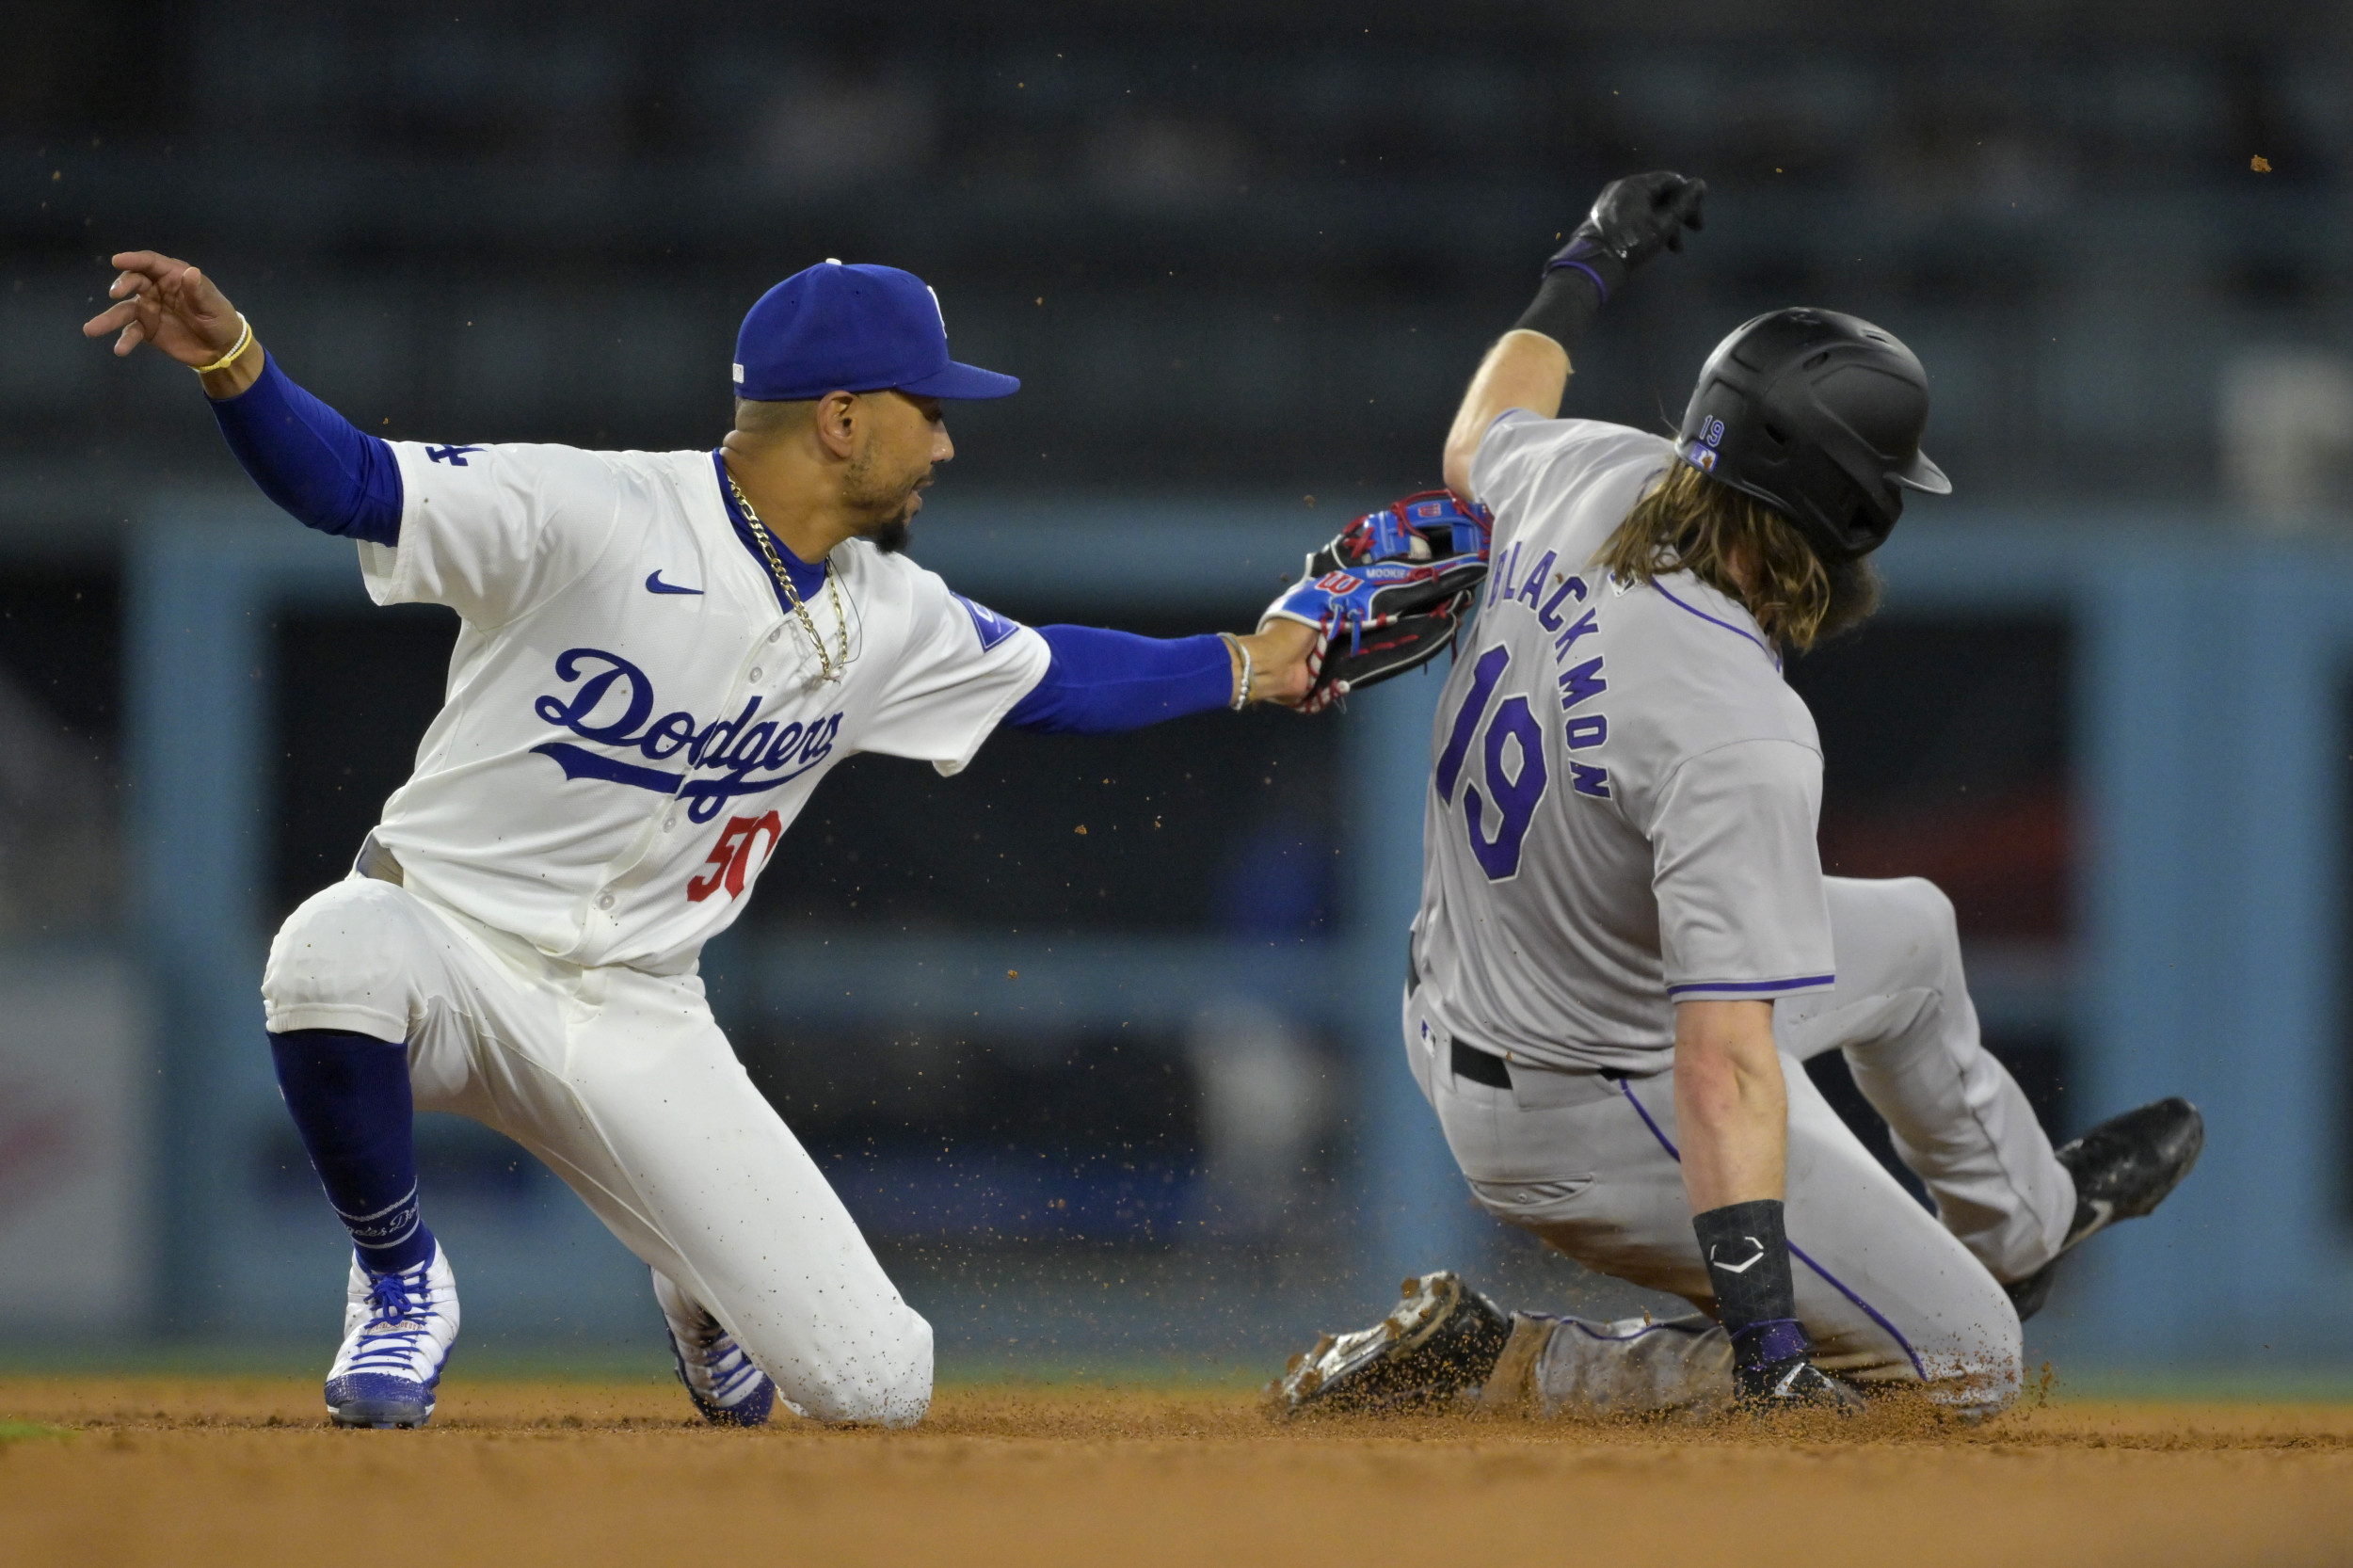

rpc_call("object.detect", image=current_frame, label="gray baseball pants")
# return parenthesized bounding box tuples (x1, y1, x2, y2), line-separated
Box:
(1407, 875, 2074, 1416)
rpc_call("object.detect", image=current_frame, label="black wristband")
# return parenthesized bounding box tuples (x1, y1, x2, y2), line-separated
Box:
(1511, 251, 1628, 357)
(1692, 1199, 1804, 1369)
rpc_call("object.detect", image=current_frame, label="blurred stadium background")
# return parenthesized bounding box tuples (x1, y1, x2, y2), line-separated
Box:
(3, 0, 2350, 1381)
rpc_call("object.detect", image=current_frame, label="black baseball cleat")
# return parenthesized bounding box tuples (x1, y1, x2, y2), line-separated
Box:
(1740, 1355, 1865, 1415)
(1270, 1272, 1512, 1414)
(2006, 1096, 2205, 1322)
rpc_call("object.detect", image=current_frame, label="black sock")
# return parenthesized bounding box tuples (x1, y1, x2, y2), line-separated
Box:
(268, 1027, 436, 1276)
(1692, 1199, 1809, 1384)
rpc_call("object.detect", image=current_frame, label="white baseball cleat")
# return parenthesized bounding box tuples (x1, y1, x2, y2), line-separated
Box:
(653, 1269, 776, 1427)
(324, 1242, 460, 1429)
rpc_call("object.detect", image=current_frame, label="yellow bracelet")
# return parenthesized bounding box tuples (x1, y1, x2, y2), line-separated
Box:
(191, 313, 254, 376)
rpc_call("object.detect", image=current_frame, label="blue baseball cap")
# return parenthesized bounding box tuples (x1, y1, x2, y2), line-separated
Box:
(732, 261, 1019, 402)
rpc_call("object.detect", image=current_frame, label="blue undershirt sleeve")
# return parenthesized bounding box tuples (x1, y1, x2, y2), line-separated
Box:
(209, 352, 405, 546)
(1004, 625, 1234, 735)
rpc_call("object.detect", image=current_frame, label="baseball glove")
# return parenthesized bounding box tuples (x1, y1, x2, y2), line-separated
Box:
(1305, 489, 1493, 577)
(1263, 491, 1493, 713)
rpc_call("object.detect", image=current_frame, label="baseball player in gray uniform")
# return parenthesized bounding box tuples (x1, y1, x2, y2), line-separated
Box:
(1273, 174, 2204, 1418)
(88, 250, 1412, 1431)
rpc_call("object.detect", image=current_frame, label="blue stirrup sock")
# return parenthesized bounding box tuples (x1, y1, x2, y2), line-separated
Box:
(267, 1027, 437, 1277)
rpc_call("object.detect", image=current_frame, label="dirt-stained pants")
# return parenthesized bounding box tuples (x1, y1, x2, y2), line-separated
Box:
(1409, 876, 2073, 1416)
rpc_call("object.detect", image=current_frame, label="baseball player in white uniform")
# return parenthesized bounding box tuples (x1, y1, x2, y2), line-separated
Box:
(1273, 175, 2204, 1419)
(87, 250, 1337, 1429)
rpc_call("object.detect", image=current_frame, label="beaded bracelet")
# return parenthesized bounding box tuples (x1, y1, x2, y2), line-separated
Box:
(1220, 632, 1254, 712)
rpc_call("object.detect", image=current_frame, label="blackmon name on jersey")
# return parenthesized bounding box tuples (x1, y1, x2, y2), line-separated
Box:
(1410, 413, 1836, 1077)
(1433, 553, 1617, 881)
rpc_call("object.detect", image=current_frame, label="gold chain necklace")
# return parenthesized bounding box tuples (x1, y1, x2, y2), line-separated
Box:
(727, 472, 849, 683)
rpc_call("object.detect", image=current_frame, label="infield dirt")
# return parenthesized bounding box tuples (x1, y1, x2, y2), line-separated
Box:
(4, 1375, 2348, 1567)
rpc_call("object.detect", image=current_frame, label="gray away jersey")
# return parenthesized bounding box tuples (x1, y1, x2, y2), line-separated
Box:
(1409, 413, 1836, 1074)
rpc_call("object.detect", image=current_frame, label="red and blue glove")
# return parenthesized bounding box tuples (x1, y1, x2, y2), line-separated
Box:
(1306, 489, 1493, 575)
(1263, 491, 1492, 713)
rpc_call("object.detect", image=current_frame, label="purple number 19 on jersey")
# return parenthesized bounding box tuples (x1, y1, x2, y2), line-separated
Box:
(1435, 645, 1549, 881)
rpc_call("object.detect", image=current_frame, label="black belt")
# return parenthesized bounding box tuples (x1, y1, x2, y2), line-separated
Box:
(1449, 1038, 1513, 1089)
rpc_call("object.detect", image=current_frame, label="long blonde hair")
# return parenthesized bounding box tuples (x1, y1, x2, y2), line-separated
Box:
(1595, 460, 1863, 652)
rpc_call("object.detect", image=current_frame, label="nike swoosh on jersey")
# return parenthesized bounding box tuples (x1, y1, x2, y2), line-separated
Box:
(645, 571, 704, 596)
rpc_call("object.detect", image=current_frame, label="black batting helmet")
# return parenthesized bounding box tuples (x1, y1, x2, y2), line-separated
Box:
(1676, 308, 1949, 562)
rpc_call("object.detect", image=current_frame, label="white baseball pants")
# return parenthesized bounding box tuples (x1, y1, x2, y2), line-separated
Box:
(263, 875, 931, 1426)
(1410, 876, 2074, 1416)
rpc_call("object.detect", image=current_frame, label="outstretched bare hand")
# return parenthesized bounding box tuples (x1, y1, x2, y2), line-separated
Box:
(1243, 620, 1320, 708)
(82, 250, 246, 368)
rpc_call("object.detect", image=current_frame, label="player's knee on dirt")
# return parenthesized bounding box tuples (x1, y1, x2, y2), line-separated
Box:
(1951, 1328, 2025, 1418)
(1899, 1287, 2025, 1418)
(262, 878, 428, 1044)
(866, 1308, 936, 1429)
(779, 1304, 934, 1428)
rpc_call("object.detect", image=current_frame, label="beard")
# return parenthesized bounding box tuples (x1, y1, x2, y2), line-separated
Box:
(1815, 554, 1884, 644)
(844, 449, 927, 555)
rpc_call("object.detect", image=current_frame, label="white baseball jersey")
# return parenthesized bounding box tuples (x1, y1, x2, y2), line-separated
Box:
(1409, 412, 1835, 1074)
(356, 440, 1049, 975)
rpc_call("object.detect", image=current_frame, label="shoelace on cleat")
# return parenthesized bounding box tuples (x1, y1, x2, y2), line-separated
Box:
(344, 1268, 443, 1377)
(676, 1312, 766, 1405)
